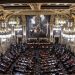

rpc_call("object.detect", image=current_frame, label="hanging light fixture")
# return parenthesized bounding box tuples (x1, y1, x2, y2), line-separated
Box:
(55, 14, 66, 26)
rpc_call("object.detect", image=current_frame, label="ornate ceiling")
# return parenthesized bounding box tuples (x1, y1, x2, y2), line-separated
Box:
(0, 3, 75, 21)
(0, 3, 75, 42)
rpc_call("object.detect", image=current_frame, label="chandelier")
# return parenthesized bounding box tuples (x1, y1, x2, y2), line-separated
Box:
(55, 14, 66, 26)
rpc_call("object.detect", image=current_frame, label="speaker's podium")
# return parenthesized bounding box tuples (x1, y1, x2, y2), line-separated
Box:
(27, 38, 50, 49)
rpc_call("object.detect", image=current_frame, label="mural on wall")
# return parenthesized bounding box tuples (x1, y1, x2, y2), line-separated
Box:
(26, 15, 50, 38)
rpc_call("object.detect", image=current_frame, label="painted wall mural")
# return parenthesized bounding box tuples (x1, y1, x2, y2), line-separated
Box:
(26, 15, 50, 38)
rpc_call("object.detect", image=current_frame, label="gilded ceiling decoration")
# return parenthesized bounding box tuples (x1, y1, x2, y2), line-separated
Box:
(0, 3, 75, 22)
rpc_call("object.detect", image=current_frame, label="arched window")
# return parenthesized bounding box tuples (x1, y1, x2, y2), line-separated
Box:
(8, 15, 23, 36)
(8, 15, 22, 27)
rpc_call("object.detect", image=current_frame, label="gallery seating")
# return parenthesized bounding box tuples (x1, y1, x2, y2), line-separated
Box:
(39, 50, 67, 75)
(0, 43, 27, 73)
(53, 44, 75, 74)
(13, 49, 35, 75)
(0, 43, 75, 75)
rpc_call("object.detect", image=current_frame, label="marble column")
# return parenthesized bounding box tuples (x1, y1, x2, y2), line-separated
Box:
(21, 15, 26, 43)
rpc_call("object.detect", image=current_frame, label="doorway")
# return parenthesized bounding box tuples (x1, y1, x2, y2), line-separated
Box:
(54, 37, 59, 44)
(17, 37, 22, 43)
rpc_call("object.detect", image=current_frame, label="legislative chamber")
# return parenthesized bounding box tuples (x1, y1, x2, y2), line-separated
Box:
(0, 1, 75, 75)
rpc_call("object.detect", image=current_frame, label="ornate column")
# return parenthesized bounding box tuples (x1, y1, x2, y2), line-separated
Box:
(50, 15, 54, 43)
(21, 15, 26, 42)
